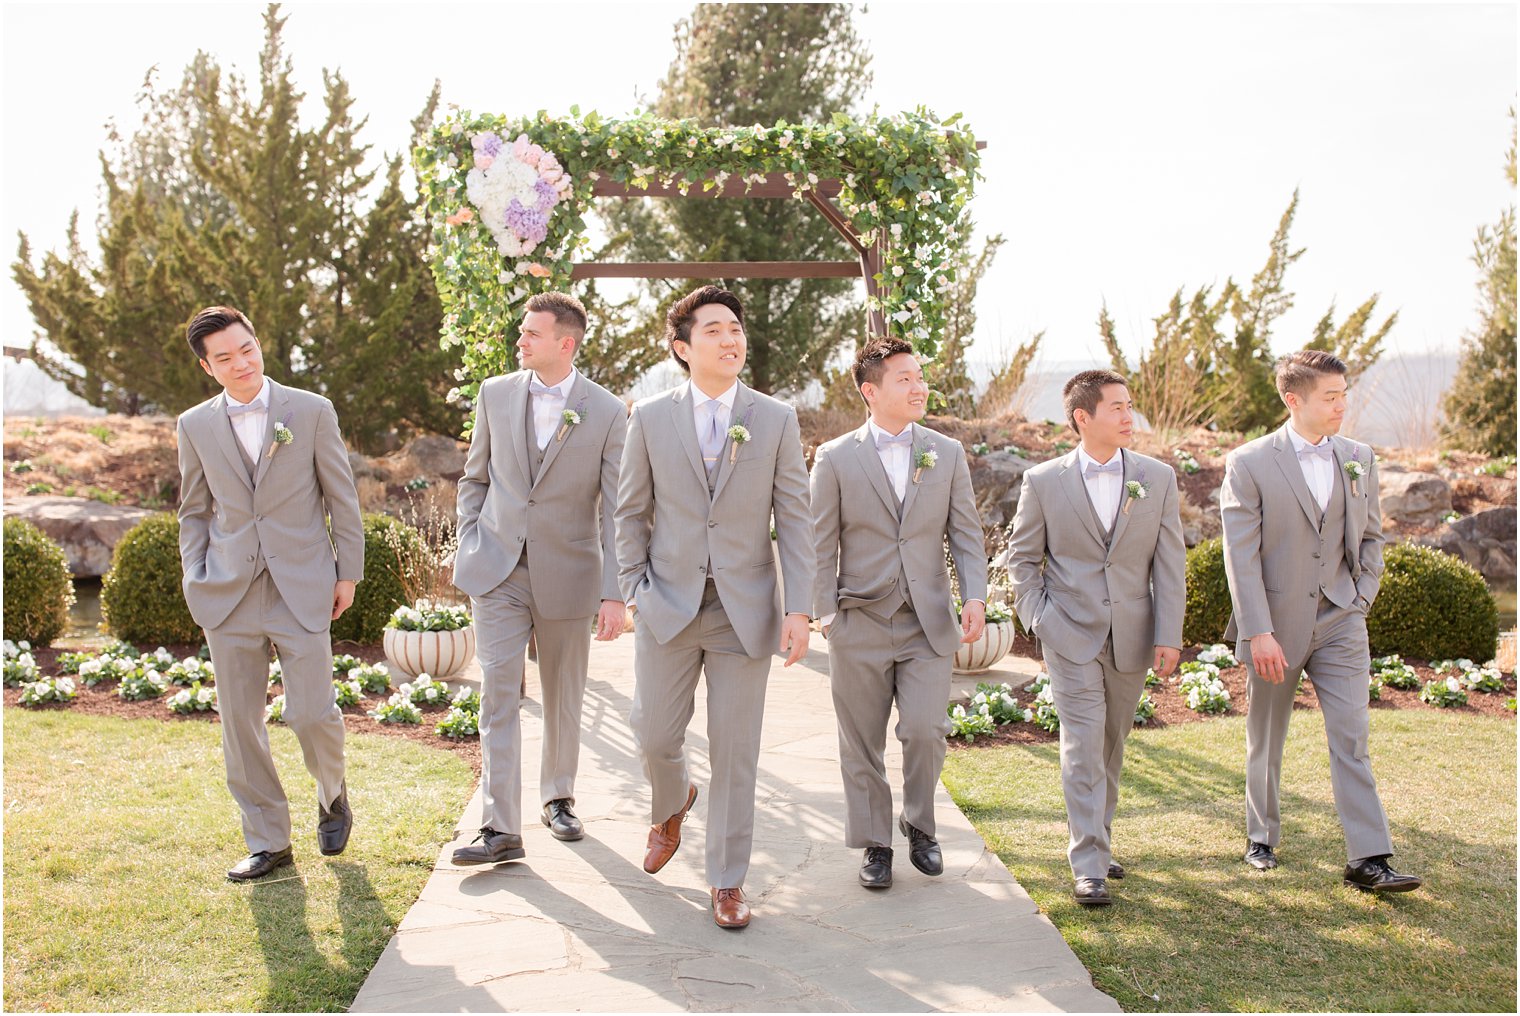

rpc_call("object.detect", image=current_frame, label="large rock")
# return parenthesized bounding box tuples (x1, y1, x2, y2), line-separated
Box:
(970, 451, 1036, 531)
(403, 435, 468, 483)
(1420, 506, 1517, 584)
(1378, 469, 1452, 527)
(2, 496, 157, 577)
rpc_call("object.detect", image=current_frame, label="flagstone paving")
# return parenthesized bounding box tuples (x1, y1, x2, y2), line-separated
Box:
(351, 633, 1115, 1013)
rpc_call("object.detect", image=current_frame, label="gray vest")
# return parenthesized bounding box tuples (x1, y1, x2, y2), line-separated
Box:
(863, 481, 912, 620)
(1316, 469, 1357, 608)
(525, 399, 547, 482)
(228, 415, 267, 578)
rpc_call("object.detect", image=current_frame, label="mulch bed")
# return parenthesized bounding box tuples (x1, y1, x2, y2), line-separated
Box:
(9, 641, 484, 775)
(948, 645, 1516, 750)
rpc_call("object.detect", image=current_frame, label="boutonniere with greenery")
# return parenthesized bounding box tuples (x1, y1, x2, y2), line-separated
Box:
(1123, 479, 1150, 515)
(1344, 454, 1367, 496)
(557, 398, 587, 442)
(913, 447, 938, 484)
(727, 408, 755, 464)
(267, 413, 294, 460)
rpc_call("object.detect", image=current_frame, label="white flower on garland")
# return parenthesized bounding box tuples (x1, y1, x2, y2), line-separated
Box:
(464, 131, 573, 259)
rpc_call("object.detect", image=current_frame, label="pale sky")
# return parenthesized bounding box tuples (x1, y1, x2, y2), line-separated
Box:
(2, 1, 1515, 380)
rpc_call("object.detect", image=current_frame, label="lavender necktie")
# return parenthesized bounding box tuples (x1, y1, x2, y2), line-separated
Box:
(700, 400, 725, 476)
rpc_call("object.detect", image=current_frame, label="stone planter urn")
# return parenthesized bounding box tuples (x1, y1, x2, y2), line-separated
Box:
(383, 625, 476, 681)
(952, 619, 1018, 675)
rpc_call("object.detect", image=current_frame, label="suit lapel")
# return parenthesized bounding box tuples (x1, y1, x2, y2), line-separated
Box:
(1332, 435, 1360, 563)
(710, 383, 754, 504)
(671, 382, 709, 490)
(1272, 425, 1321, 530)
(1107, 448, 1137, 556)
(209, 393, 254, 495)
(531, 372, 579, 491)
(1059, 451, 1106, 548)
(899, 423, 926, 523)
(503, 373, 533, 491)
(851, 424, 900, 521)
(251, 380, 288, 489)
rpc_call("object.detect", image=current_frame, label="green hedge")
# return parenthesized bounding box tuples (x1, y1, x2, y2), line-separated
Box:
(1367, 542, 1499, 662)
(3, 518, 75, 647)
(1183, 538, 1232, 647)
(101, 514, 200, 644)
(330, 513, 423, 645)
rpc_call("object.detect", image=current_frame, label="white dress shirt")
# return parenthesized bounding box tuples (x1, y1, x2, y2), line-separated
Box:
(226, 377, 271, 462)
(867, 418, 912, 501)
(1287, 425, 1334, 510)
(1077, 445, 1124, 529)
(690, 379, 738, 437)
(529, 368, 577, 452)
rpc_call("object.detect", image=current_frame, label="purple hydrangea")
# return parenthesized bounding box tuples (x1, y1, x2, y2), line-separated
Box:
(533, 177, 557, 213)
(504, 200, 549, 244)
(473, 132, 503, 157)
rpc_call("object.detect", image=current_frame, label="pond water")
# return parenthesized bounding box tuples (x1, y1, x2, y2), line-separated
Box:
(57, 578, 108, 650)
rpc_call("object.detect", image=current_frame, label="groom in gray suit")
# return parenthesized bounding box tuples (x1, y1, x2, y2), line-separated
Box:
(616, 285, 815, 929)
(811, 337, 988, 889)
(450, 292, 627, 867)
(176, 305, 363, 881)
(1007, 369, 1185, 906)
(1222, 350, 1420, 893)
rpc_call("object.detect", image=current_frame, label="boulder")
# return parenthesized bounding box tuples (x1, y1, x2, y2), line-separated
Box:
(403, 434, 468, 483)
(969, 451, 1036, 531)
(2, 496, 157, 577)
(1420, 506, 1517, 584)
(1378, 470, 1452, 527)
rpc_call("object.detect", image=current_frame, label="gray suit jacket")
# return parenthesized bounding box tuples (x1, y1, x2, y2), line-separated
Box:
(615, 380, 815, 659)
(810, 422, 988, 657)
(177, 379, 363, 634)
(1221, 424, 1383, 666)
(453, 370, 626, 616)
(1006, 447, 1186, 673)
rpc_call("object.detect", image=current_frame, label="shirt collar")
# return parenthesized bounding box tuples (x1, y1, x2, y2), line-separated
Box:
(1286, 425, 1330, 454)
(689, 380, 738, 410)
(531, 367, 576, 397)
(866, 419, 912, 444)
(1076, 445, 1120, 473)
(226, 377, 271, 411)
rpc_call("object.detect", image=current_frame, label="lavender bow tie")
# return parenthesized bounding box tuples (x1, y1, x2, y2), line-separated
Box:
(226, 400, 264, 418)
(1084, 459, 1122, 477)
(1298, 441, 1334, 462)
(875, 431, 912, 452)
(529, 381, 557, 398)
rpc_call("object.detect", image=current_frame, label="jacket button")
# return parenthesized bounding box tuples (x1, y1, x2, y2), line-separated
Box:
(528, 500, 535, 506)
(255, 514, 263, 522)
(899, 539, 907, 545)
(1103, 599, 1111, 606)
(246, 555, 255, 562)
(1313, 552, 1320, 558)
(708, 521, 716, 528)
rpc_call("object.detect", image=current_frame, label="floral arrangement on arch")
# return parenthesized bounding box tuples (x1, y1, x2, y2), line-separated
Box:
(417, 108, 981, 418)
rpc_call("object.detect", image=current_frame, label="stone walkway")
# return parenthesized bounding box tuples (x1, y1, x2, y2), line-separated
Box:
(351, 632, 1117, 1013)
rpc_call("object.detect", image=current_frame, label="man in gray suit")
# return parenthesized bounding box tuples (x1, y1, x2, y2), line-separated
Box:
(1222, 350, 1420, 893)
(450, 292, 627, 867)
(811, 337, 988, 889)
(1006, 369, 1185, 906)
(616, 285, 815, 929)
(176, 305, 363, 881)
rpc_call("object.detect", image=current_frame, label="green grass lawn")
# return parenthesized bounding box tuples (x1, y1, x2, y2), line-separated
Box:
(943, 710, 1517, 1012)
(3, 710, 475, 1012)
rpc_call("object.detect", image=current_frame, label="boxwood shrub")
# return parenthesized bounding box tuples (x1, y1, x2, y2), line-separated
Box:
(101, 513, 200, 644)
(1367, 542, 1499, 663)
(2, 518, 75, 647)
(1183, 537, 1232, 647)
(330, 513, 423, 645)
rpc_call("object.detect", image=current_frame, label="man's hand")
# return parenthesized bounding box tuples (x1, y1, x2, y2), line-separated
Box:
(960, 599, 987, 644)
(331, 580, 356, 620)
(1152, 645, 1180, 678)
(1250, 632, 1288, 683)
(780, 613, 811, 667)
(594, 599, 626, 641)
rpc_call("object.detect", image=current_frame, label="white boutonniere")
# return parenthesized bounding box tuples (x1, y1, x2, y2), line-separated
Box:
(1344, 456, 1366, 496)
(267, 414, 294, 460)
(1123, 479, 1150, 515)
(727, 424, 751, 463)
(913, 447, 938, 484)
(557, 398, 587, 442)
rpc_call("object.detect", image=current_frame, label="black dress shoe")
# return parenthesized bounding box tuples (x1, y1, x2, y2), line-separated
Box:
(859, 845, 894, 889)
(227, 846, 294, 882)
(451, 827, 525, 865)
(1074, 877, 1111, 906)
(1108, 860, 1126, 880)
(1344, 856, 1422, 893)
(898, 815, 943, 876)
(1244, 841, 1278, 870)
(541, 799, 584, 841)
(317, 783, 353, 856)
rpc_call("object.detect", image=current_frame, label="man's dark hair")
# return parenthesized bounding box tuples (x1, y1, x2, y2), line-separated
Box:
(1275, 349, 1348, 400)
(852, 337, 917, 401)
(665, 285, 744, 374)
(524, 291, 588, 345)
(187, 306, 256, 361)
(1062, 368, 1129, 433)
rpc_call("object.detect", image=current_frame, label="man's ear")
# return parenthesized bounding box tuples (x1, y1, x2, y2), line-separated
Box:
(1072, 408, 1088, 434)
(859, 381, 876, 408)
(200, 359, 215, 378)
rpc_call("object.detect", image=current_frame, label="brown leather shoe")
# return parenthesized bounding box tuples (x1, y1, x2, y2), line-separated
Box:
(642, 783, 698, 875)
(711, 886, 751, 928)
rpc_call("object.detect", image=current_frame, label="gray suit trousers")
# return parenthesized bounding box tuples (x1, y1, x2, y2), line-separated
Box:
(1044, 640, 1147, 879)
(827, 604, 952, 848)
(629, 580, 769, 889)
(473, 560, 594, 835)
(1240, 596, 1393, 861)
(206, 570, 345, 854)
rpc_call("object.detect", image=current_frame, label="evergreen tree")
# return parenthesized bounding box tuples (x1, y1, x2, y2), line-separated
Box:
(1442, 110, 1517, 456)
